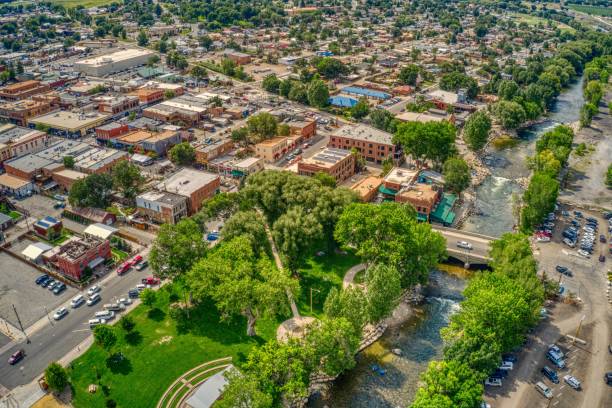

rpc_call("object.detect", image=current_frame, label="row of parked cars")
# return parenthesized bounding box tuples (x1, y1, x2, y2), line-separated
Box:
(484, 354, 518, 387)
(117, 255, 148, 275)
(535, 344, 581, 399)
(34, 274, 67, 295)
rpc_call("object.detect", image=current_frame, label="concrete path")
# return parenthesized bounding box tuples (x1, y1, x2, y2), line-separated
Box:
(342, 263, 366, 289)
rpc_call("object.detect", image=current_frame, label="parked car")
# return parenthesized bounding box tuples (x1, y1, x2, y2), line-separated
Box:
(600, 235, 607, 243)
(135, 260, 148, 271)
(88, 318, 106, 329)
(456, 241, 473, 250)
(41, 278, 54, 288)
(52, 307, 68, 320)
(131, 255, 143, 266)
(128, 289, 139, 298)
(94, 310, 115, 321)
(547, 350, 566, 369)
(35, 274, 49, 285)
(574, 211, 583, 218)
(502, 354, 518, 363)
(541, 366, 559, 383)
(586, 217, 598, 224)
(563, 238, 576, 248)
(117, 262, 131, 275)
(485, 377, 502, 387)
(563, 375, 581, 390)
(599, 254, 606, 262)
(118, 297, 132, 306)
(87, 293, 101, 306)
(549, 344, 564, 358)
(605, 372, 612, 385)
(71, 295, 85, 308)
(8, 349, 25, 365)
(499, 361, 513, 370)
(53, 283, 66, 295)
(87, 285, 101, 296)
(577, 249, 591, 258)
(141, 276, 160, 285)
(535, 381, 553, 399)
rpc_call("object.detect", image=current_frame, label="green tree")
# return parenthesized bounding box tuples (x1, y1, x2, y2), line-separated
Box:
(398, 64, 419, 86)
(262, 74, 281, 94)
(197, 192, 241, 221)
(272, 207, 323, 272)
(364, 264, 402, 323)
(168, 142, 196, 165)
(147, 55, 160, 67)
(369, 109, 399, 133)
(221, 210, 269, 255)
(528, 150, 561, 178)
(304, 317, 360, 376)
(306, 79, 329, 108)
(137, 29, 148, 46)
(140, 288, 156, 308)
(190, 65, 208, 81)
(119, 315, 135, 333)
(221, 58, 236, 76)
(463, 111, 491, 151)
(188, 236, 298, 336)
(493, 100, 526, 130)
(149, 219, 207, 280)
(215, 369, 273, 408)
(45, 362, 69, 393)
(68, 173, 113, 209)
(247, 112, 278, 143)
(63, 156, 74, 169)
(606, 164, 612, 188)
(497, 79, 519, 100)
(335, 202, 446, 287)
(350, 98, 370, 120)
(112, 160, 143, 202)
(313, 172, 336, 188)
(278, 124, 291, 136)
(393, 120, 456, 167)
(231, 127, 249, 144)
(584, 80, 603, 106)
(443, 157, 471, 193)
(439, 71, 479, 98)
(520, 173, 559, 233)
(93, 325, 117, 353)
(315, 57, 348, 79)
(580, 102, 598, 128)
(412, 360, 483, 408)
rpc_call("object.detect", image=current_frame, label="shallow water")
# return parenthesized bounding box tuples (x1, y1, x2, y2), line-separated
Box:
(462, 76, 585, 237)
(308, 270, 466, 408)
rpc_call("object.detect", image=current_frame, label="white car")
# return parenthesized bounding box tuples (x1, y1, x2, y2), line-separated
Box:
(485, 377, 502, 387)
(563, 375, 581, 390)
(536, 236, 550, 242)
(87, 293, 101, 306)
(52, 307, 68, 320)
(457, 241, 473, 250)
(577, 249, 591, 258)
(563, 238, 575, 248)
(87, 285, 101, 297)
(70, 294, 85, 308)
(118, 297, 132, 306)
(549, 344, 565, 358)
(499, 361, 513, 370)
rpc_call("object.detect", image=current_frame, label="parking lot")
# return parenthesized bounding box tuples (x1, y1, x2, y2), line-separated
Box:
(0, 251, 77, 329)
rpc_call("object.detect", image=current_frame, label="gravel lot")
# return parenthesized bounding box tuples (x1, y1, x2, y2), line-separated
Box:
(0, 252, 76, 329)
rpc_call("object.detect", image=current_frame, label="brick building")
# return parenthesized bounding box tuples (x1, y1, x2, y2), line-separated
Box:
(159, 168, 220, 214)
(195, 139, 234, 165)
(0, 99, 54, 126)
(255, 137, 288, 163)
(95, 122, 130, 141)
(0, 80, 50, 101)
(136, 190, 188, 224)
(0, 124, 48, 165)
(97, 95, 139, 116)
(298, 147, 355, 182)
(55, 235, 111, 280)
(328, 124, 403, 165)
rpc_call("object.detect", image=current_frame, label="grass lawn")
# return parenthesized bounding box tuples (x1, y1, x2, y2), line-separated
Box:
(568, 4, 612, 17)
(111, 248, 129, 262)
(69, 284, 279, 408)
(8, 210, 22, 220)
(50, 0, 114, 8)
(296, 251, 360, 317)
(512, 12, 575, 33)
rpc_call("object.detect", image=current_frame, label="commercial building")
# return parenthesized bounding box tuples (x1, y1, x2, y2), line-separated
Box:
(0, 173, 35, 197)
(0, 80, 50, 101)
(255, 137, 288, 163)
(222, 49, 252, 65)
(132, 88, 164, 105)
(0, 99, 54, 126)
(95, 122, 130, 141)
(395, 183, 440, 222)
(96, 95, 139, 116)
(143, 95, 208, 126)
(55, 235, 111, 280)
(115, 129, 181, 155)
(0, 124, 48, 165)
(298, 147, 355, 182)
(74, 48, 155, 77)
(231, 157, 264, 177)
(51, 168, 88, 191)
(328, 124, 403, 165)
(350, 176, 383, 202)
(195, 139, 234, 165)
(136, 190, 188, 224)
(33, 216, 63, 240)
(159, 168, 220, 214)
(29, 111, 109, 138)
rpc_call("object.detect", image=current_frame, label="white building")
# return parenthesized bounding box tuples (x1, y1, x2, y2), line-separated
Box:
(74, 49, 155, 77)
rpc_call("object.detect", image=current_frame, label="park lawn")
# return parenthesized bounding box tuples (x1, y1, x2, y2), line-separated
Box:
(69, 284, 279, 408)
(512, 12, 575, 33)
(50, 0, 114, 8)
(111, 248, 129, 262)
(296, 251, 360, 317)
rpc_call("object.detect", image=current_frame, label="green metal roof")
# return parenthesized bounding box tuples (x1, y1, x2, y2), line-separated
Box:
(378, 185, 398, 195)
(431, 193, 457, 225)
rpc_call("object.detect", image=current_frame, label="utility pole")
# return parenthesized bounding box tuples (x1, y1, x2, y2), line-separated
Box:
(44, 306, 54, 327)
(12, 304, 29, 344)
(573, 315, 586, 345)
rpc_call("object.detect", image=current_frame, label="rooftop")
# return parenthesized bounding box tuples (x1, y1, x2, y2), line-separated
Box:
(138, 190, 187, 207)
(57, 235, 105, 262)
(75, 49, 154, 67)
(0, 173, 31, 188)
(159, 168, 219, 197)
(332, 124, 394, 145)
(384, 167, 418, 187)
(29, 111, 109, 130)
(302, 147, 351, 168)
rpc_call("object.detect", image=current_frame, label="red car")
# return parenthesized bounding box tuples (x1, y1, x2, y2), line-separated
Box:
(131, 255, 143, 266)
(8, 349, 25, 365)
(141, 276, 160, 285)
(117, 262, 131, 275)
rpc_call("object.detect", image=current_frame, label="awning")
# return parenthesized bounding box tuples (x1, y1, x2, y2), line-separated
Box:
(88, 256, 105, 269)
(430, 193, 457, 225)
(41, 181, 58, 191)
(378, 185, 397, 196)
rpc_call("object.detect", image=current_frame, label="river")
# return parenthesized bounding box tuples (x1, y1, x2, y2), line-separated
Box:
(309, 269, 467, 408)
(461, 76, 586, 237)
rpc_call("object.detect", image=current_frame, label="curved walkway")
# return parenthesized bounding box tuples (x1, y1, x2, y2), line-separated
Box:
(342, 263, 366, 289)
(157, 356, 232, 408)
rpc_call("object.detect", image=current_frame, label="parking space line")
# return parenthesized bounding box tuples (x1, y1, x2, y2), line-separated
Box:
(553, 400, 560, 406)
(72, 329, 89, 333)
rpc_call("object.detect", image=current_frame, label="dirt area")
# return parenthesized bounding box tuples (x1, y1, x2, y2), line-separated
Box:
(560, 95, 612, 210)
(31, 394, 70, 408)
(242, 62, 292, 81)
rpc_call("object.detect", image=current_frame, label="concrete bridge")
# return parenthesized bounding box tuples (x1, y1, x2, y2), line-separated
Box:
(431, 226, 495, 267)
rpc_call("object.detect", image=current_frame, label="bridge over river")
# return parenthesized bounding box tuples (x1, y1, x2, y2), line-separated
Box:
(431, 226, 495, 267)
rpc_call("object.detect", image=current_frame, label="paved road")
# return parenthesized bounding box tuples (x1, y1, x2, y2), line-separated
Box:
(432, 227, 494, 263)
(0, 263, 150, 390)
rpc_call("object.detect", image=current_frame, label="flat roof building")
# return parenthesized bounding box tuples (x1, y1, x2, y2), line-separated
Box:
(158, 168, 220, 214)
(298, 147, 355, 182)
(136, 190, 188, 225)
(329, 124, 403, 165)
(29, 111, 109, 138)
(74, 48, 155, 77)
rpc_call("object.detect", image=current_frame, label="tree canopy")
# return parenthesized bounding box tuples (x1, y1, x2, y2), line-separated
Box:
(443, 157, 471, 193)
(68, 173, 113, 209)
(168, 142, 196, 165)
(393, 120, 456, 167)
(463, 111, 491, 151)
